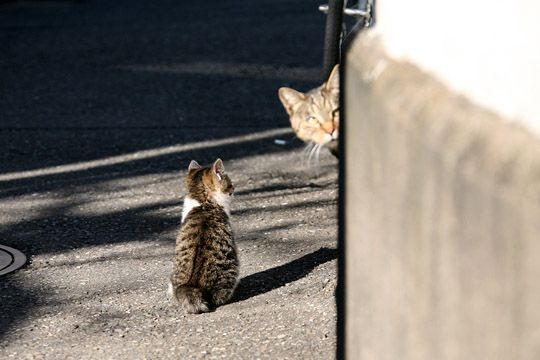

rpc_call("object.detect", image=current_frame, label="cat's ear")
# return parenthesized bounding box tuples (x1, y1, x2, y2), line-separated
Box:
(212, 158, 225, 181)
(324, 65, 340, 95)
(188, 160, 202, 172)
(278, 87, 305, 116)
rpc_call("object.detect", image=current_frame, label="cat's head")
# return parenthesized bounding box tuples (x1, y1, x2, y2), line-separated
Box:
(185, 159, 234, 203)
(278, 65, 339, 148)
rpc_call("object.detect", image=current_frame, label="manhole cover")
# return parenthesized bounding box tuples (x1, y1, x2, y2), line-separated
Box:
(0, 245, 26, 276)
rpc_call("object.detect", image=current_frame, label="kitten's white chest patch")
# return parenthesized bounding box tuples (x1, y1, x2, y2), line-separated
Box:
(181, 196, 201, 223)
(212, 192, 231, 217)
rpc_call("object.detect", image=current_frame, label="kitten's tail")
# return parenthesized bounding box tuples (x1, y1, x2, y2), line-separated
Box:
(172, 285, 212, 314)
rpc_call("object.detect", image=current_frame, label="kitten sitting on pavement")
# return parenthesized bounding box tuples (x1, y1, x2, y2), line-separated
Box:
(169, 159, 239, 314)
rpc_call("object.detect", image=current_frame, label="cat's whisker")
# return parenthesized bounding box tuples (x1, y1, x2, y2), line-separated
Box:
(315, 144, 322, 176)
(304, 142, 314, 155)
(278, 64, 339, 159)
(303, 144, 309, 161)
(303, 143, 314, 167)
(308, 142, 319, 165)
(306, 144, 313, 164)
(316, 144, 322, 163)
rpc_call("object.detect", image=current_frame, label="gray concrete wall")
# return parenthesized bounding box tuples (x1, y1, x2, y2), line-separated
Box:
(345, 33, 540, 360)
(373, 0, 540, 134)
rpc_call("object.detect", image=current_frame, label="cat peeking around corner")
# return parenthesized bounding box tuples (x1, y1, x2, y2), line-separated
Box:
(278, 64, 340, 158)
(169, 159, 239, 314)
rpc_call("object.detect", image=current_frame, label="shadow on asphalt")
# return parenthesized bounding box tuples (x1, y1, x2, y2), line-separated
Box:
(0, 0, 324, 175)
(230, 247, 337, 303)
(0, 0, 329, 345)
(0, 129, 301, 200)
(0, 278, 40, 340)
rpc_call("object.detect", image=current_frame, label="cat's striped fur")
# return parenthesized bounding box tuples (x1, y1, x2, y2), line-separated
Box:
(278, 65, 340, 158)
(169, 159, 239, 314)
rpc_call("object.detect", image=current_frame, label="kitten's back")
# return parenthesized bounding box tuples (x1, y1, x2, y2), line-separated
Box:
(170, 159, 239, 314)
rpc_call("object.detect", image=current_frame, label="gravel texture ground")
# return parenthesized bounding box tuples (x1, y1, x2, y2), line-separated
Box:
(0, 0, 338, 358)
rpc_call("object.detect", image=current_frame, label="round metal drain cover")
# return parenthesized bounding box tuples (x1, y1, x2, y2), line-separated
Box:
(0, 245, 26, 276)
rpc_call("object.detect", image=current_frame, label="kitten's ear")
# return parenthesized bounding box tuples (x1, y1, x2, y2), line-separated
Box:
(324, 65, 340, 94)
(278, 87, 305, 116)
(188, 160, 202, 171)
(212, 158, 225, 180)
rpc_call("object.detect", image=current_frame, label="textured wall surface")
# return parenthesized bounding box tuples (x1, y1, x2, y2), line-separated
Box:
(374, 0, 540, 134)
(345, 32, 540, 360)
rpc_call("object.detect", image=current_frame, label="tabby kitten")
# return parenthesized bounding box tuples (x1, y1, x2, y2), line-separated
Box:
(169, 159, 239, 314)
(278, 65, 340, 158)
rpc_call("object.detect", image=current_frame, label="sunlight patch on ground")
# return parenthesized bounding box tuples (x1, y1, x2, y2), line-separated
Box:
(0, 195, 65, 226)
(0, 128, 292, 182)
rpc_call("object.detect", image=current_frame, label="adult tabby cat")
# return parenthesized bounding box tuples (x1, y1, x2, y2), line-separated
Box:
(169, 159, 239, 314)
(278, 65, 339, 158)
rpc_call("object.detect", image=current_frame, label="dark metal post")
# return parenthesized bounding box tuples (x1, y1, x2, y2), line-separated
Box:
(322, 0, 344, 80)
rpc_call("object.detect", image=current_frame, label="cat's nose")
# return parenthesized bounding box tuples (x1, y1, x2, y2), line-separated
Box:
(322, 123, 334, 135)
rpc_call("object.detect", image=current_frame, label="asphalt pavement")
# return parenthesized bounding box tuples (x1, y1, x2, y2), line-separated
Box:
(0, 1, 338, 358)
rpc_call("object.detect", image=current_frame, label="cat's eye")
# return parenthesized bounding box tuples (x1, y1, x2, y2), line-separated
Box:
(332, 109, 340, 118)
(306, 116, 319, 124)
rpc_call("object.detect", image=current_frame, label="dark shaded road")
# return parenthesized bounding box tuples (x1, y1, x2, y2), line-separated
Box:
(0, 1, 338, 358)
(0, 0, 323, 173)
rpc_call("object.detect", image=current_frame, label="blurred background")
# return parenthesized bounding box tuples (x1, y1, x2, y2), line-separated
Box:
(344, 1, 540, 359)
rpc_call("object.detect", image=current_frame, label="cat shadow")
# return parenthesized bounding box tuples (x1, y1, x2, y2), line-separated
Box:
(229, 247, 337, 303)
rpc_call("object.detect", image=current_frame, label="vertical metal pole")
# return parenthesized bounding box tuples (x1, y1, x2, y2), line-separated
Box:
(322, 0, 344, 80)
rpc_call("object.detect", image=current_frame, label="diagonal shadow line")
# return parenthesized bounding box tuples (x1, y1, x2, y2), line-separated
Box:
(0, 127, 293, 183)
(229, 247, 337, 303)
